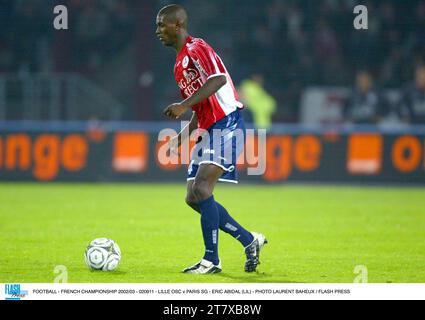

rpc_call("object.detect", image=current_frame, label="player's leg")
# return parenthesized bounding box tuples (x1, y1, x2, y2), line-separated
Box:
(182, 163, 222, 274)
(186, 180, 254, 248)
(185, 180, 200, 213)
(193, 171, 267, 273)
(184, 110, 267, 273)
(191, 163, 222, 265)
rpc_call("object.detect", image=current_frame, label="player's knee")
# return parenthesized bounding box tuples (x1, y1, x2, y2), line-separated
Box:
(185, 194, 200, 212)
(192, 180, 212, 201)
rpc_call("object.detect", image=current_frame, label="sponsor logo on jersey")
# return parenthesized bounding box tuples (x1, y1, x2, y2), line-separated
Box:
(183, 69, 198, 83)
(193, 59, 208, 78)
(178, 68, 203, 96)
(182, 56, 189, 68)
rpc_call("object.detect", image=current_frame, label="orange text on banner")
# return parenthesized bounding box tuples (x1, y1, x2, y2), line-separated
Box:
(5, 134, 31, 170)
(392, 135, 422, 173)
(155, 138, 196, 171)
(294, 135, 322, 172)
(62, 134, 89, 172)
(264, 136, 292, 182)
(263, 135, 322, 182)
(0, 133, 89, 181)
(33, 134, 61, 181)
(237, 134, 261, 172)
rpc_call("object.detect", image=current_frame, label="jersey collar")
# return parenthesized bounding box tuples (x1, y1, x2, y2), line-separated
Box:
(177, 35, 192, 58)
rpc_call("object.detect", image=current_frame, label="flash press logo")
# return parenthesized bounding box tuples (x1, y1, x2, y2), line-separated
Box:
(4, 284, 28, 300)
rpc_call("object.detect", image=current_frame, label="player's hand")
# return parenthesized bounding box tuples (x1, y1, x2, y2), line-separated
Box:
(163, 103, 188, 119)
(168, 135, 180, 155)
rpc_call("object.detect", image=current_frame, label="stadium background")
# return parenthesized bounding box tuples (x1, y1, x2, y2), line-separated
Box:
(0, 0, 424, 183)
(0, 0, 424, 283)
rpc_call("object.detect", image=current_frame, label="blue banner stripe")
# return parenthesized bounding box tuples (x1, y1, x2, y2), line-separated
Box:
(0, 121, 425, 134)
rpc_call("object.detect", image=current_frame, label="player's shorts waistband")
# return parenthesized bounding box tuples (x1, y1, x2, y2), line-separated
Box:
(207, 110, 242, 132)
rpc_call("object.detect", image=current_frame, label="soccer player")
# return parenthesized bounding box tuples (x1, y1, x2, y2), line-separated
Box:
(156, 4, 267, 274)
(399, 65, 425, 124)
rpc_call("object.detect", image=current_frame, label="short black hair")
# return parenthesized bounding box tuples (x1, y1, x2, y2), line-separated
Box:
(158, 4, 188, 29)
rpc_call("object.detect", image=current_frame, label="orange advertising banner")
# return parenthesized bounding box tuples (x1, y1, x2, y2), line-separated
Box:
(0, 130, 424, 184)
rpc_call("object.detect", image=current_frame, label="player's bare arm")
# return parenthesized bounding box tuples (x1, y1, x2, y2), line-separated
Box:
(163, 75, 227, 119)
(169, 112, 198, 154)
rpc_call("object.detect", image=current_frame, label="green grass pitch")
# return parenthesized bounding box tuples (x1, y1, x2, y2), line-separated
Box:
(0, 183, 424, 283)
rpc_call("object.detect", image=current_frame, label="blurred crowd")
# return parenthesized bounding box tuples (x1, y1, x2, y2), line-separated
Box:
(344, 66, 425, 125)
(0, 0, 135, 73)
(158, 0, 425, 124)
(67, 0, 136, 72)
(229, 0, 425, 87)
(0, 0, 52, 73)
(180, 0, 425, 122)
(0, 0, 424, 123)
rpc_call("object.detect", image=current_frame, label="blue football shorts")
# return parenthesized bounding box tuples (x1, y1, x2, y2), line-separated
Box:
(187, 110, 246, 184)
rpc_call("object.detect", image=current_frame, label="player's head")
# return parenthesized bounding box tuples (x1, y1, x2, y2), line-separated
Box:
(356, 70, 373, 93)
(156, 4, 188, 48)
(251, 73, 264, 86)
(415, 65, 425, 90)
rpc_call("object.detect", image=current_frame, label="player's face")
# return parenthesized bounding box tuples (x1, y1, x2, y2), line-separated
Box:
(156, 15, 177, 47)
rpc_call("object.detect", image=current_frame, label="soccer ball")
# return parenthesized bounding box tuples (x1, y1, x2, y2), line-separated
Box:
(84, 238, 121, 271)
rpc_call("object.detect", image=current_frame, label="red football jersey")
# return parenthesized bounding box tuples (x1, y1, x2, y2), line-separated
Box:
(174, 36, 243, 130)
